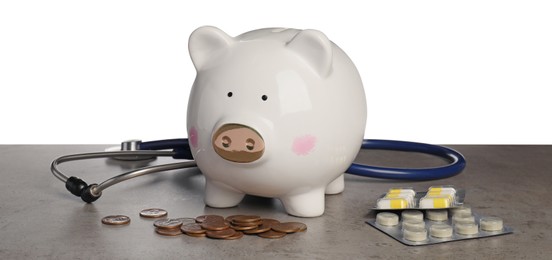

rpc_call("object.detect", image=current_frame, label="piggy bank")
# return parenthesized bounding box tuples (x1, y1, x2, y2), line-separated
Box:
(186, 26, 366, 217)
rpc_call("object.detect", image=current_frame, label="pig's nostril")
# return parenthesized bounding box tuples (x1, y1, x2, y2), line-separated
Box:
(245, 138, 255, 151)
(222, 136, 231, 148)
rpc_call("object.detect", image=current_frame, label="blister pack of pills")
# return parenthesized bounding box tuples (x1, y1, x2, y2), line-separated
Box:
(366, 206, 513, 246)
(374, 186, 465, 210)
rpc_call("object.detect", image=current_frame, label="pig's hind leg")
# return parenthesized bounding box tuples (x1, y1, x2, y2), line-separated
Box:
(280, 188, 325, 217)
(204, 180, 245, 208)
(325, 174, 344, 195)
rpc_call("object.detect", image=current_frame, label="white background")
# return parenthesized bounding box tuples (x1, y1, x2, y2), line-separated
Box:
(1, 0, 551, 144)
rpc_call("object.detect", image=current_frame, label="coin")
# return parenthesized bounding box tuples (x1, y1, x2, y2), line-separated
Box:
(195, 215, 224, 223)
(186, 232, 207, 237)
(181, 223, 207, 234)
(225, 215, 244, 223)
(206, 228, 236, 239)
(154, 218, 183, 229)
(232, 215, 261, 224)
(231, 220, 262, 227)
(139, 208, 168, 218)
(201, 219, 230, 231)
(258, 230, 287, 239)
(261, 218, 280, 227)
(101, 215, 130, 225)
(224, 231, 244, 240)
(243, 223, 272, 235)
(229, 224, 258, 231)
(172, 217, 197, 224)
(271, 222, 307, 233)
(155, 227, 183, 236)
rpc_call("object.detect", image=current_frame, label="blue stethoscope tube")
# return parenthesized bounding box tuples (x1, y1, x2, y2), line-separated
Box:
(51, 138, 466, 203)
(140, 138, 466, 181)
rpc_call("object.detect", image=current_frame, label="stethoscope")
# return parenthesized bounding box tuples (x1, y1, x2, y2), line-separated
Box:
(51, 138, 466, 203)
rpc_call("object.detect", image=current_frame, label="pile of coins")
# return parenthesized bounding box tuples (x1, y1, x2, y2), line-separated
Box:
(101, 208, 307, 240)
(184, 214, 307, 239)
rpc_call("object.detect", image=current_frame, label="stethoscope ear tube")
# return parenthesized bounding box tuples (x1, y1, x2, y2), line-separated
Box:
(346, 139, 466, 180)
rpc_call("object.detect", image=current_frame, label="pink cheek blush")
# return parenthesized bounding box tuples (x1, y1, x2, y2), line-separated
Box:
(292, 135, 316, 156)
(189, 127, 199, 148)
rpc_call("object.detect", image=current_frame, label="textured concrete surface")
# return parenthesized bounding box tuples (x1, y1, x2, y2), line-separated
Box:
(0, 145, 551, 259)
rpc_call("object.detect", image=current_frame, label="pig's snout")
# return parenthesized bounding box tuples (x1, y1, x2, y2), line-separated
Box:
(212, 124, 265, 163)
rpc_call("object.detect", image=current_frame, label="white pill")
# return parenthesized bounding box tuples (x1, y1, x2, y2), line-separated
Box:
(450, 206, 472, 216)
(403, 227, 428, 242)
(455, 223, 479, 235)
(401, 210, 424, 222)
(376, 212, 399, 226)
(480, 217, 504, 231)
(430, 224, 453, 238)
(402, 220, 425, 230)
(452, 213, 475, 224)
(426, 210, 448, 221)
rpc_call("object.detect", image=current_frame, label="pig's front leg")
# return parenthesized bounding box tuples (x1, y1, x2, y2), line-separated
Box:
(204, 180, 245, 208)
(280, 188, 325, 217)
(325, 174, 344, 195)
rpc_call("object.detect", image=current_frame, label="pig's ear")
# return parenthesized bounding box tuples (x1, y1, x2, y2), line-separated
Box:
(287, 29, 333, 78)
(189, 26, 234, 71)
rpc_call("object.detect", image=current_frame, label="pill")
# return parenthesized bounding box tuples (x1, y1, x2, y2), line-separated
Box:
(419, 195, 451, 208)
(376, 212, 399, 226)
(401, 210, 424, 222)
(428, 186, 456, 195)
(480, 217, 504, 231)
(388, 188, 416, 197)
(430, 224, 453, 238)
(455, 223, 479, 235)
(426, 209, 448, 221)
(452, 213, 475, 224)
(450, 206, 472, 216)
(377, 197, 409, 209)
(403, 227, 428, 242)
(402, 220, 425, 230)
(384, 194, 415, 207)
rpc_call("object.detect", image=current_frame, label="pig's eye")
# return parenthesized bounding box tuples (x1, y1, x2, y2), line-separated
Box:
(261, 95, 268, 101)
(227, 92, 233, 97)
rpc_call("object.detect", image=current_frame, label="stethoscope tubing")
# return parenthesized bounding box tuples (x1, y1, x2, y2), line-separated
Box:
(50, 139, 466, 202)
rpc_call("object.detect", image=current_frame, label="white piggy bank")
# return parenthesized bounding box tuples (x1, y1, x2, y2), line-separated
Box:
(186, 26, 367, 217)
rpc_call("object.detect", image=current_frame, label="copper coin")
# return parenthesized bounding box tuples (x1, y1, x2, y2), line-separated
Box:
(230, 224, 258, 231)
(195, 215, 224, 223)
(271, 222, 307, 233)
(155, 227, 183, 236)
(258, 230, 287, 239)
(186, 232, 207, 237)
(243, 223, 272, 235)
(225, 215, 244, 223)
(232, 215, 261, 223)
(181, 223, 206, 234)
(139, 208, 168, 218)
(231, 220, 262, 227)
(261, 218, 280, 226)
(224, 231, 244, 240)
(201, 220, 230, 231)
(101, 215, 130, 225)
(154, 218, 183, 229)
(173, 217, 196, 224)
(206, 228, 236, 239)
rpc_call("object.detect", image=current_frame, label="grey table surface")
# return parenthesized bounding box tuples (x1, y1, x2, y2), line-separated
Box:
(1, 145, 551, 259)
